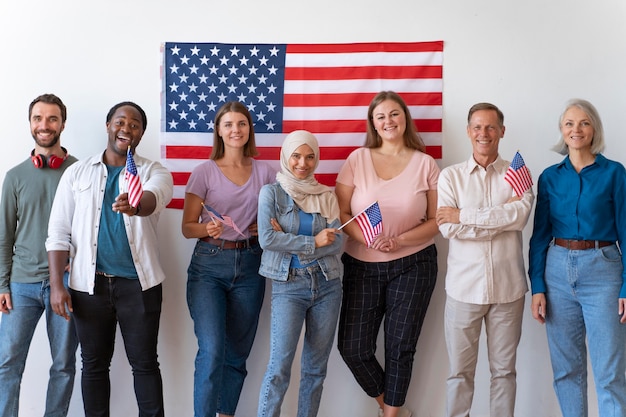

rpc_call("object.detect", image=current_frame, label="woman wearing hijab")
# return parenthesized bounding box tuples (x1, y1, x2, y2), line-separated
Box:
(256, 130, 344, 417)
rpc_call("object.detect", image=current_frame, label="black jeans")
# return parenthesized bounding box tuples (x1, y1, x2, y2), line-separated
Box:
(71, 276, 164, 417)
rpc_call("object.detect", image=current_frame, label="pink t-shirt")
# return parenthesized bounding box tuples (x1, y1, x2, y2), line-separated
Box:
(336, 147, 439, 262)
(186, 159, 276, 241)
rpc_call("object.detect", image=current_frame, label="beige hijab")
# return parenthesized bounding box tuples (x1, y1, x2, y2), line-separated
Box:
(276, 130, 339, 223)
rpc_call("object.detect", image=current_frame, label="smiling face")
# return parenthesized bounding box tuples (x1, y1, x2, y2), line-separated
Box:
(560, 106, 594, 153)
(106, 105, 144, 161)
(371, 99, 407, 143)
(217, 111, 250, 151)
(288, 144, 316, 179)
(30, 102, 64, 149)
(467, 109, 505, 167)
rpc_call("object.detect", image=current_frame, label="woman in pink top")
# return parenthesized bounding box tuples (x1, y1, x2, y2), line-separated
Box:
(336, 91, 440, 417)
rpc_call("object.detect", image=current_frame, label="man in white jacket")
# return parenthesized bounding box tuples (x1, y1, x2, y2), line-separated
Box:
(46, 101, 173, 417)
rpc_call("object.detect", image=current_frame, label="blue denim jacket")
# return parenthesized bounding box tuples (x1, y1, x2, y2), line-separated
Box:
(258, 183, 344, 281)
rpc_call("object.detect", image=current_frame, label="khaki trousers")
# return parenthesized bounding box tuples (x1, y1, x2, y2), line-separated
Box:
(444, 295, 524, 417)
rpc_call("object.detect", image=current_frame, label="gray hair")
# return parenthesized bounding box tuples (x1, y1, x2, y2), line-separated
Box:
(552, 98, 605, 155)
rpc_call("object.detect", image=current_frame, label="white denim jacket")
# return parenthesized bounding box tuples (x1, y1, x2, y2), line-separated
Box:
(46, 152, 173, 294)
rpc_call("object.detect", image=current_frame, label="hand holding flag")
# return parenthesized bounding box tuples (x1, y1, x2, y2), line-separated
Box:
(339, 201, 383, 248)
(504, 151, 533, 197)
(125, 148, 143, 208)
(201, 203, 246, 238)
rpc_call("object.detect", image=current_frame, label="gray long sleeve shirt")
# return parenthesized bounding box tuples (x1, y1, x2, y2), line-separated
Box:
(0, 156, 77, 292)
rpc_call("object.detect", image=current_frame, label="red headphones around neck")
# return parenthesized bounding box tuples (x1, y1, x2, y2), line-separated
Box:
(31, 147, 68, 169)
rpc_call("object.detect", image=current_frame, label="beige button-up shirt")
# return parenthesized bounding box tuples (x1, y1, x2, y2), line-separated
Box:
(437, 155, 534, 304)
(46, 152, 173, 294)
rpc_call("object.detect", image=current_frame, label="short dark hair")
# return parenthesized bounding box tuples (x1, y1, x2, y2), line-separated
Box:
(106, 101, 147, 130)
(467, 103, 504, 127)
(211, 101, 258, 160)
(29, 94, 67, 123)
(364, 91, 425, 151)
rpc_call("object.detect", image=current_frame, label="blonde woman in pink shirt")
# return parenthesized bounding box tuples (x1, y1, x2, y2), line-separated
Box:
(336, 91, 440, 417)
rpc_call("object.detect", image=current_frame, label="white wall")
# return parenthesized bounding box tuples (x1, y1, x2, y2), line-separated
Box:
(1, 0, 625, 416)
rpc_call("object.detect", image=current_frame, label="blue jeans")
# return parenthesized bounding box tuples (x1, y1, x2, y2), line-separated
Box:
(258, 265, 342, 417)
(545, 243, 626, 417)
(187, 240, 265, 417)
(71, 276, 164, 417)
(0, 274, 78, 417)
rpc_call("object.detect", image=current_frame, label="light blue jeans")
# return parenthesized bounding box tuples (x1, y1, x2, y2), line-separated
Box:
(545, 243, 626, 417)
(187, 240, 265, 417)
(0, 274, 78, 417)
(257, 265, 342, 417)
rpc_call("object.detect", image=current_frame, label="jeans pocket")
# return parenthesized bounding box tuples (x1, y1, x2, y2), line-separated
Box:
(142, 283, 163, 313)
(249, 244, 262, 256)
(272, 275, 301, 296)
(194, 243, 221, 258)
(599, 245, 621, 262)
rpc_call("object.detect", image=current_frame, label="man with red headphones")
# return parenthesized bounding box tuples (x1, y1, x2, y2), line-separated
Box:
(0, 94, 79, 416)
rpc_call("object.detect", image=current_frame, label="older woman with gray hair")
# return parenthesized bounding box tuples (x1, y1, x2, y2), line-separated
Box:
(529, 98, 626, 417)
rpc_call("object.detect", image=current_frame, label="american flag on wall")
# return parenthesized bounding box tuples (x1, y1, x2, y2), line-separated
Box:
(161, 41, 444, 209)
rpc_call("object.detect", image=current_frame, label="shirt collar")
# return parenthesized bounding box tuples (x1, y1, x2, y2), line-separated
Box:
(558, 153, 606, 171)
(90, 150, 144, 167)
(465, 154, 506, 174)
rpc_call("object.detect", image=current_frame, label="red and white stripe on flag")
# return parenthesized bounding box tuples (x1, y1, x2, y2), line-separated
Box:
(161, 41, 444, 209)
(125, 149, 143, 208)
(354, 202, 383, 248)
(504, 151, 533, 196)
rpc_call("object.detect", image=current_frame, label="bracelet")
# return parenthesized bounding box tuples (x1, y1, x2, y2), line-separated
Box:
(134, 203, 141, 216)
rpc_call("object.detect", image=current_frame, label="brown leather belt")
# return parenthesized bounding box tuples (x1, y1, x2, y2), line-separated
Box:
(199, 236, 258, 249)
(554, 238, 613, 250)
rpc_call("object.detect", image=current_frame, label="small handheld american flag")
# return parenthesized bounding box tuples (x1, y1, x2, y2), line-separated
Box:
(339, 201, 383, 248)
(504, 151, 533, 197)
(201, 203, 246, 237)
(125, 148, 143, 208)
